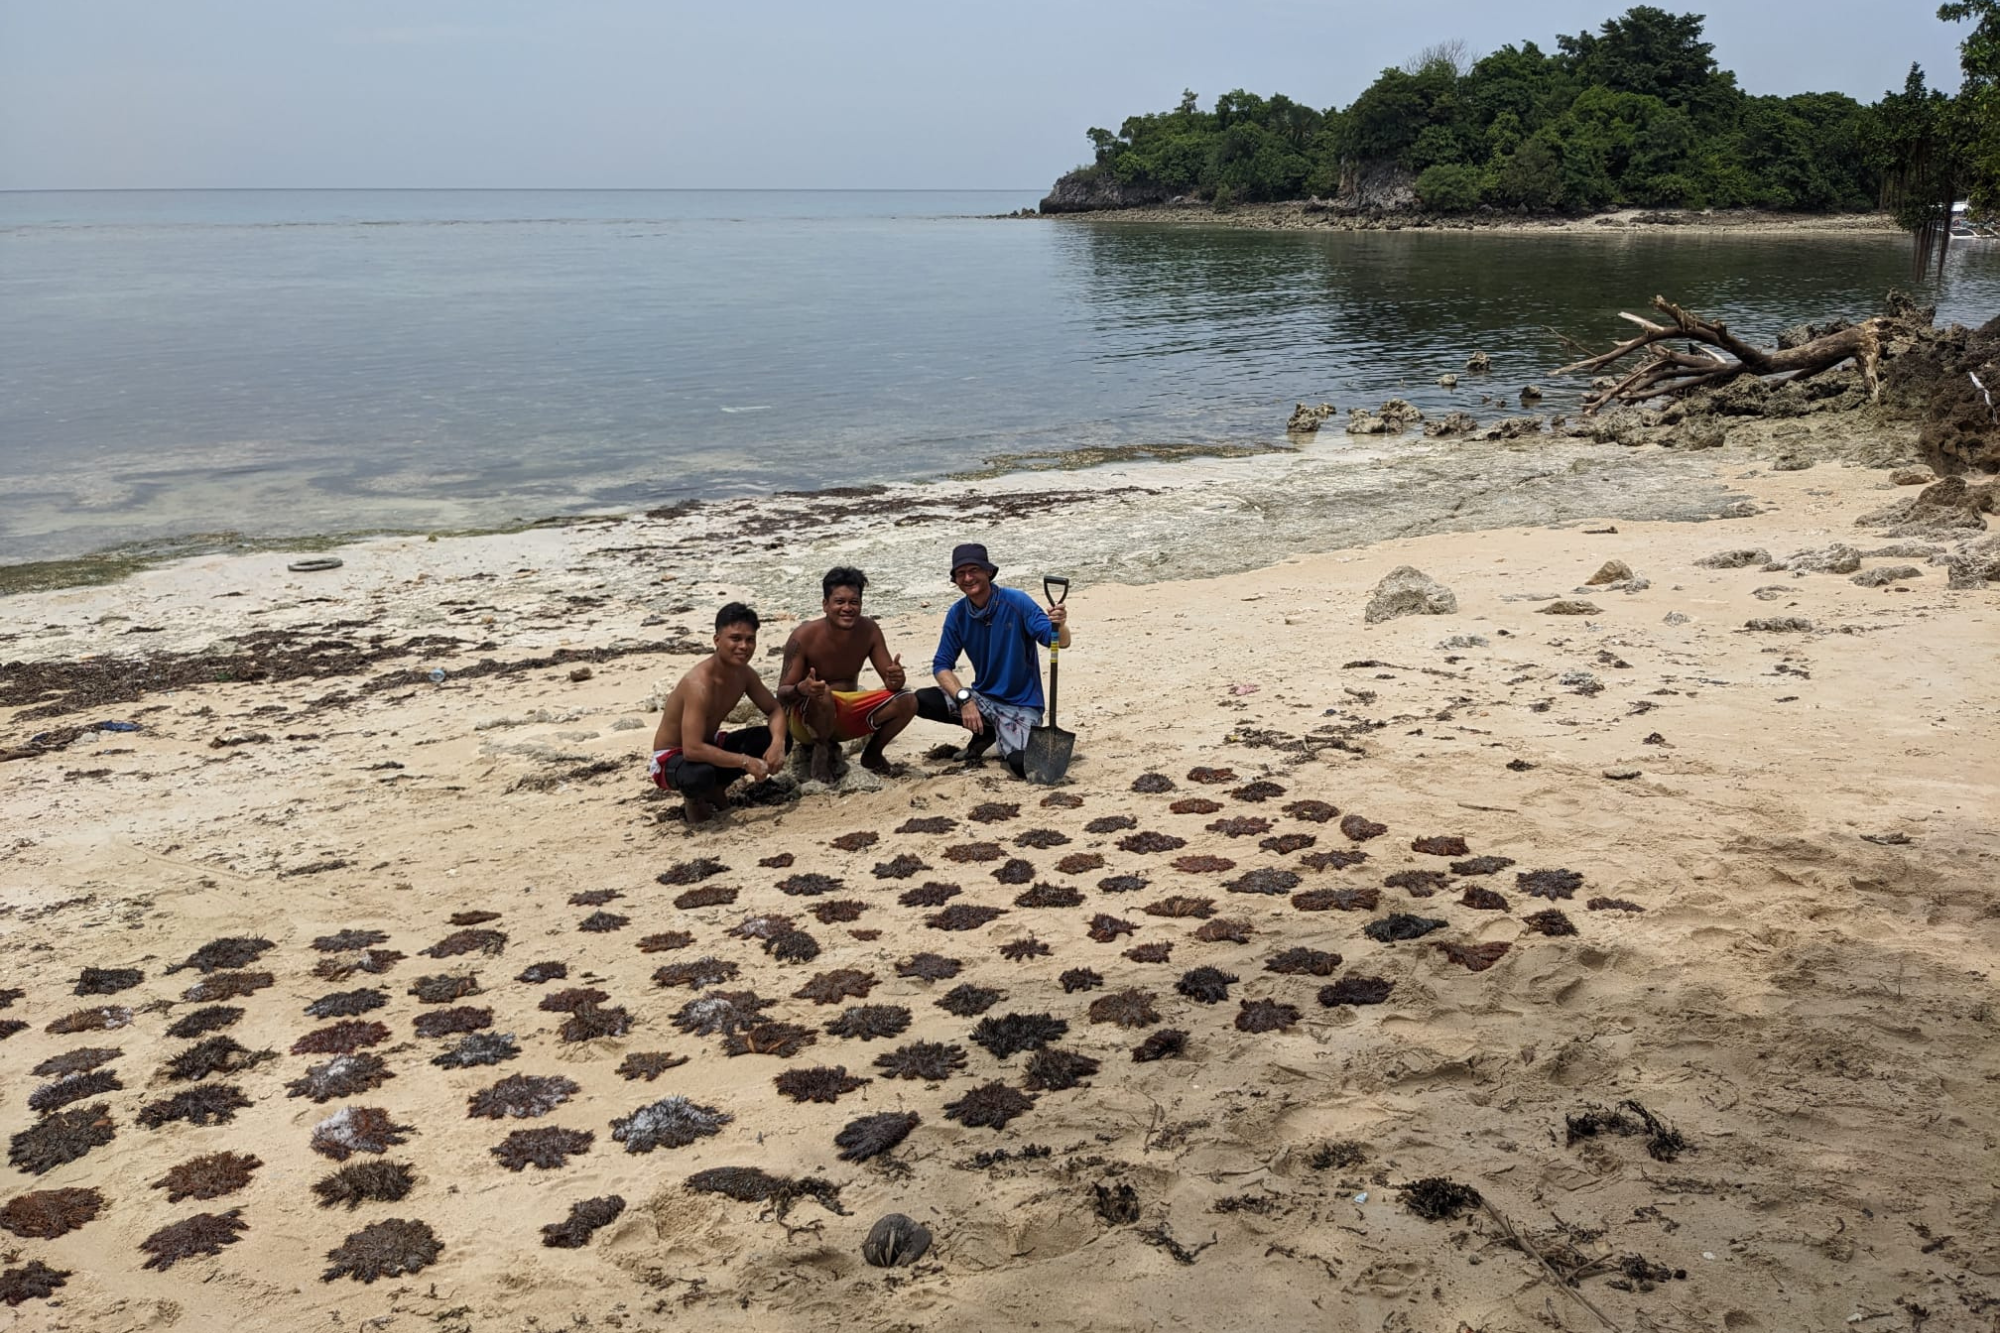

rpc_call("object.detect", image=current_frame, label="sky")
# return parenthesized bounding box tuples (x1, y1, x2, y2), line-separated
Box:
(0, 0, 1970, 190)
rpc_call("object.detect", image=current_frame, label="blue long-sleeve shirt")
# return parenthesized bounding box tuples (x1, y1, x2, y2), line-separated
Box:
(931, 586, 1055, 712)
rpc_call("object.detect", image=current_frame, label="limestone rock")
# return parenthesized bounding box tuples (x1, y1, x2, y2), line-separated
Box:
(1852, 565, 1923, 587)
(1856, 476, 1988, 537)
(1584, 560, 1633, 586)
(1346, 409, 1391, 436)
(1537, 600, 1602, 616)
(1038, 169, 1171, 214)
(1466, 351, 1491, 373)
(1286, 402, 1336, 435)
(1363, 567, 1458, 625)
(1519, 385, 1544, 404)
(1422, 411, 1479, 438)
(1889, 467, 1935, 486)
(1776, 543, 1861, 575)
(1378, 399, 1423, 428)
(1437, 373, 1458, 389)
(1744, 617, 1814, 632)
(1696, 548, 1771, 569)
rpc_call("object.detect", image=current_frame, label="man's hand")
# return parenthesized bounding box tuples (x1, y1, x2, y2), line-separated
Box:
(741, 755, 771, 782)
(882, 653, 906, 692)
(800, 668, 830, 701)
(960, 701, 984, 734)
(760, 737, 786, 775)
(1048, 604, 1068, 628)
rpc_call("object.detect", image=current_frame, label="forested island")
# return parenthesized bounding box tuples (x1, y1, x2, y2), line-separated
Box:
(1042, 4, 1997, 227)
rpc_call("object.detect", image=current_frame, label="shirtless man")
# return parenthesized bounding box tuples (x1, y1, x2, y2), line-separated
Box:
(647, 602, 787, 826)
(776, 566, 918, 781)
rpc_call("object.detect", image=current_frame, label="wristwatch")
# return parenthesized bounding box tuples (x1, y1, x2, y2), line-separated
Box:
(954, 688, 974, 705)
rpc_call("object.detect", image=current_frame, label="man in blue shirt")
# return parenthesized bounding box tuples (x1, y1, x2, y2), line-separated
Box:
(919, 543, 1072, 778)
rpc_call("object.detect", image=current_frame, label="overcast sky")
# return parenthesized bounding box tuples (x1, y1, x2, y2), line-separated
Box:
(0, 0, 1968, 190)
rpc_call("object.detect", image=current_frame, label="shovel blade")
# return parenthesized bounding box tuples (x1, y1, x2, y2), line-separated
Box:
(1022, 723, 1076, 786)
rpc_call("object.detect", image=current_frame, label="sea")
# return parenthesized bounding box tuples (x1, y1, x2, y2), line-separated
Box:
(3, 189, 1996, 566)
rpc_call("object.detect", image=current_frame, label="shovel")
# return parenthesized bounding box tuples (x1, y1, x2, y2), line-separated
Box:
(1022, 576, 1075, 786)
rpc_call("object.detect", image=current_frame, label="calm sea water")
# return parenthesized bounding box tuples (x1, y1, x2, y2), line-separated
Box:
(3, 189, 1996, 563)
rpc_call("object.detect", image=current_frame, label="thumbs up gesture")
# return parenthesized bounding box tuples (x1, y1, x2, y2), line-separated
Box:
(882, 653, 907, 691)
(801, 667, 830, 701)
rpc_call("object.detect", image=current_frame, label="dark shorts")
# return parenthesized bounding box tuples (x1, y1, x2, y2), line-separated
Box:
(648, 726, 774, 797)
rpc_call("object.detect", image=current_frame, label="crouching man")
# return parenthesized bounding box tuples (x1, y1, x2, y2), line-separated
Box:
(777, 566, 918, 781)
(648, 602, 787, 826)
(923, 543, 1070, 779)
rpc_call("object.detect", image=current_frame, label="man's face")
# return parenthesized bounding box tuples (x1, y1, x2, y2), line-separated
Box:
(824, 585, 863, 630)
(952, 565, 991, 601)
(714, 622, 757, 666)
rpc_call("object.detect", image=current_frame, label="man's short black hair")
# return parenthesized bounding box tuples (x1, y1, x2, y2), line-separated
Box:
(715, 602, 760, 633)
(822, 566, 869, 600)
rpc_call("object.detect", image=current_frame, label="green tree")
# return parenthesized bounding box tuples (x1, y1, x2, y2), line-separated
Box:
(1415, 163, 1484, 211)
(1940, 0, 2000, 210)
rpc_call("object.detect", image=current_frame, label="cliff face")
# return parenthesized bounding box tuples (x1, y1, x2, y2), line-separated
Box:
(1306, 161, 1418, 216)
(1038, 167, 1173, 214)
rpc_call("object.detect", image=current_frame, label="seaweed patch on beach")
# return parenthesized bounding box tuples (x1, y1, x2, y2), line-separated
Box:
(1132, 1029, 1188, 1061)
(1517, 868, 1585, 900)
(1339, 815, 1388, 842)
(671, 990, 773, 1038)
(1056, 852, 1106, 874)
(1266, 946, 1342, 975)
(46, 1005, 134, 1034)
(1282, 800, 1339, 823)
(1436, 940, 1512, 972)
(311, 1106, 414, 1160)
(1319, 976, 1395, 1006)
(896, 953, 962, 981)
(969, 802, 1021, 823)
(721, 1021, 816, 1057)
(322, 1217, 442, 1283)
(1087, 913, 1137, 942)
(1124, 942, 1173, 963)
(1015, 881, 1083, 908)
(1084, 815, 1136, 834)
(183, 969, 275, 1002)
(796, 970, 878, 1004)
(1230, 780, 1286, 803)
(900, 882, 960, 908)
(1207, 816, 1271, 837)
(1587, 896, 1646, 912)
(616, 1051, 687, 1081)
(938, 983, 1003, 1016)
(1143, 894, 1215, 919)
(1460, 885, 1510, 911)
(831, 830, 880, 852)
(1041, 791, 1085, 809)
(774, 1065, 870, 1103)
(1260, 833, 1316, 854)
(1192, 917, 1253, 944)
(140, 1209, 248, 1270)
(675, 884, 740, 908)
(1098, 874, 1149, 893)
(993, 858, 1037, 884)
(0, 1187, 103, 1240)
(1301, 850, 1370, 871)
(432, 1031, 520, 1068)
(760, 853, 795, 868)
(1412, 836, 1470, 857)
(927, 903, 1006, 932)
(313, 929, 390, 953)
(875, 1041, 967, 1081)
(1169, 797, 1223, 815)
(1383, 870, 1449, 897)
(312, 1160, 416, 1209)
(1088, 990, 1160, 1028)
(657, 857, 728, 885)
(286, 1054, 393, 1103)
(313, 949, 404, 982)
(1175, 967, 1238, 1004)
(166, 1007, 243, 1039)
(1131, 773, 1176, 794)
(970, 1011, 1068, 1058)
(577, 910, 630, 933)
(873, 853, 927, 880)
(1225, 868, 1299, 895)
(168, 937, 274, 974)
(10, 1105, 116, 1174)
(1186, 767, 1235, 785)
(1, 1260, 69, 1307)
(560, 1005, 632, 1042)
(999, 936, 1051, 961)
(293, 1020, 392, 1055)
(1235, 998, 1301, 1033)
(468, 1073, 580, 1120)
(29, 1069, 123, 1115)
(538, 987, 610, 1014)
(613, 1097, 732, 1152)
(413, 1006, 493, 1038)
(637, 931, 694, 954)
(307, 987, 389, 1018)
(1451, 855, 1516, 876)
(421, 928, 506, 959)
(897, 817, 957, 835)
(945, 1082, 1035, 1130)
(1016, 828, 1071, 849)
(653, 956, 741, 990)
(1022, 1047, 1100, 1091)
(1401, 1177, 1481, 1221)
(165, 1035, 275, 1080)
(1363, 913, 1447, 942)
(1119, 831, 1186, 854)
(139, 1084, 253, 1127)
(825, 1005, 912, 1040)
(1172, 854, 1234, 874)
(1522, 908, 1579, 936)
(569, 889, 622, 908)
(32, 1047, 119, 1078)
(74, 966, 143, 995)
(835, 1110, 918, 1161)
(542, 1195, 625, 1247)
(944, 842, 1004, 863)
(492, 1127, 593, 1171)
(809, 900, 867, 923)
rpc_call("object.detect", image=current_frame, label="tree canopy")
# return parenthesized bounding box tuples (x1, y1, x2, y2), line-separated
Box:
(1068, 6, 1939, 215)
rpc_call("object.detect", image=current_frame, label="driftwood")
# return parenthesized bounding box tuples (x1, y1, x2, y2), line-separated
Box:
(1558, 296, 1883, 414)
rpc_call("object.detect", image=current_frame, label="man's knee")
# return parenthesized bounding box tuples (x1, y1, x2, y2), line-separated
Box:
(883, 694, 919, 723)
(913, 686, 954, 724)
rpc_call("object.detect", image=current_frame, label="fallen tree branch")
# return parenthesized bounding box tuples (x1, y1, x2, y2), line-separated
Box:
(1557, 295, 1884, 414)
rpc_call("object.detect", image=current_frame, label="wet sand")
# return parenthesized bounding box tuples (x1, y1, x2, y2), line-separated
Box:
(2, 433, 1998, 1330)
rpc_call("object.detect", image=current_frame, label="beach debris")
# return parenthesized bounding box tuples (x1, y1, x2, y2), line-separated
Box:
(1517, 868, 1584, 900)
(167, 1007, 243, 1039)
(1401, 1177, 1481, 1221)
(897, 816, 958, 834)
(46, 1004, 134, 1034)
(0, 1260, 69, 1307)
(993, 857, 1037, 884)
(1231, 780, 1286, 803)
(168, 936, 274, 974)
(73, 966, 142, 995)
(139, 1084, 254, 1128)
(1172, 854, 1234, 874)
(809, 900, 867, 923)
(492, 1127, 593, 1171)
(1169, 797, 1223, 815)
(658, 857, 729, 885)
(1302, 849, 1370, 871)
(292, 1020, 392, 1055)
(874, 853, 927, 879)
(1175, 967, 1238, 1004)
(1236, 999, 1301, 1033)
(1460, 885, 1510, 911)
(0, 1187, 103, 1240)
(1060, 967, 1104, 992)
(612, 1097, 732, 1153)
(1522, 908, 1579, 936)
(825, 1005, 912, 1040)
(862, 1214, 933, 1268)
(1224, 868, 1299, 895)
(943, 841, 1004, 863)
(836, 1110, 919, 1161)
(10, 1104, 115, 1174)
(310, 1107, 414, 1161)
(286, 1054, 393, 1103)
(1132, 1029, 1188, 1061)
(1565, 1099, 1688, 1160)
(1319, 976, 1395, 1006)
(306, 987, 389, 1018)
(1017, 827, 1071, 849)
(140, 1209, 248, 1270)
(970, 1011, 1068, 1058)
(969, 802, 1020, 823)
(1131, 773, 1177, 793)
(432, 1031, 520, 1067)
(1340, 815, 1388, 842)
(687, 1168, 845, 1218)
(945, 1082, 1036, 1130)
(774, 1065, 871, 1104)
(1363, 566, 1458, 624)
(1266, 947, 1341, 976)
(406, 972, 479, 1004)
(1096, 1181, 1142, 1226)
(1192, 917, 1252, 943)
(164, 1035, 275, 1080)
(1088, 989, 1161, 1028)
(1436, 941, 1512, 971)
(1260, 833, 1316, 854)
(542, 1196, 625, 1248)
(1125, 942, 1173, 963)
(322, 1217, 441, 1283)
(1587, 896, 1646, 912)
(312, 1160, 415, 1209)
(539, 987, 610, 1014)
(1098, 873, 1149, 893)
(1016, 881, 1084, 907)
(29, 1069, 122, 1114)
(1292, 886, 1380, 912)
(32, 1047, 119, 1078)
(468, 1073, 579, 1120)
(413, 1006, 493, 1038)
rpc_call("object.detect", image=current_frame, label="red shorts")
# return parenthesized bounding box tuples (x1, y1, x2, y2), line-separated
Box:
(787, 689, 905, 744)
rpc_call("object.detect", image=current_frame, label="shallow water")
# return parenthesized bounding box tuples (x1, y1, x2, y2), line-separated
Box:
(2, 189, 1995, 563)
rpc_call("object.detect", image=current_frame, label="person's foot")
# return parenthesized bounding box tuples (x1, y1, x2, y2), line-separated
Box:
(859, 740, 901, 776)
(809, 742, 837, 785)
(962, 730, 995, 763)
(681, 792, 719, 827)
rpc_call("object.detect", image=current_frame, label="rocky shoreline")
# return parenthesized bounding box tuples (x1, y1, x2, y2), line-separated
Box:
(1030, 198, 1903, 237)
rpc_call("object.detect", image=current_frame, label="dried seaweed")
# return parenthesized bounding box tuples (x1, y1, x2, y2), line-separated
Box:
(520, 959, 572, 981)
(166, 1006, 243, 1039)
(1383, 869, 1449, 896)
(896, 953, 963, 981)
(74, 966, 143, 995)
(1022, 1048, 1100, 1091)
(1055, 852, 1106, 874)
(767, 929, 821, 963)
(1362, 913, 1446, 942)
(1040, 791, 1085, 809)
(1172, 855, 1234, 873)
(29, 1069, 122, 1114)
(307, 987, 389, 1019)
(992, 857, 1036, 885)
(449, 910, 502, 926)
(1087, 913, 1137, 942)
(1339, 815, 1387, 842)
(32, 1047, 119, 1078)
(1016, 828, 1071, 849)
(612, 1097, 732, 1152)
(927, 902, 1006, 931)
(897, 816, 958, 834)
(1131, 773, 1177, 793)
(1451, 855, 1516, 876)
(140, 1209, 248, 1270)
(945, 1082, 1035, 1130)
(1300, 849, 1369, 871)
(657, 857, 728, 885)
(1124, 941, 1173, 963)
(1186, 766, 1235, 785)
(1175, 967, 1238, 1004)
(1235, 999, 1301, 1033)
(293, 1020, 392, 1055)
(900, 881, 960, 907)
(1260, 833, 1317, 854)
(0, 1187, 103, 1240)
(431, 1031, 519, 1068)
(313, 928, 390, 952)
(809, 899, 868, 923)
(1119, 831, 1186, 854)
(616, 1051, 687, 1081)
(560, 1005, 632, 1042)
(1401, 1177, 1481, 1220)
(1015, 881, 1083, 908)
(825, 1005, 911, 1040)
(1266, 947, 1342, 976)
(721, 1021, 817, 1057)
(492, 1127, 593, 1171)
(420, 928, 506, 958)
(835, 1110, 919, 1161)
(9, 1105, 115, 1174)
(1587, 896, 1646, 912)
(831, 830, 880, 852)
(1192, 917, 1253, 944)
(795, 969, 878, 1004)
(0, 1260, 69, 1306)
(653, 956, 741, 990)
(1318, 976, 1395, 1006)
(542, 1195, 626, 1247)
(1521, 909, 1578, 936)
(468, 1073, 579, 1120)
(286, 1054, 393, 1103)
(944, 841, 1004, 863)
(970, 1011, 1068, 1058)
(538, 987, 610, 1014)
(937, 983, 1003, 1016)
(773, 1065, 870, 1103)
(310, 1106, 414, 1160)
(1225, 868, 1300, 896)
(1084, 815, 1136, 833)
(1169, 797, 1223, 815)
(1132, 1029, 1188, 1061)
(1459, 885, 1510, 911)
(168, 937, 274, 974)
(46, 1004, 134, 1034)
(569, 889, 622, 907)
(139, 1084, 253, 1127)
(312, 1160, 415, 1209)
(1088, 989, 1160, 1028)
(1411, 836, 1470, 856)
(165, 1035, 275, 1080)
(998, 936, 1050, 961)
(671, 990, 774, 1037)
(1230, 780, 1286, 803)
(875, 1041, 967, 1081)
(1142, 895, 1214, 919)
(637, 931, 695, 953)
(759, 852, 795, 868)
(577, 910, 630, 933)
(969, 802, 1020, 823)
(182, 969, 275, 1002)
(312, 949, 404, 981)
(675, 884, 739, 908)
(321, 1217, 442, 1282)
(1518, 868, 1584, 900)
(873, 853, 927, 880)
(1435, 941, 1512, 972)
(1097, 873, 1149, 893)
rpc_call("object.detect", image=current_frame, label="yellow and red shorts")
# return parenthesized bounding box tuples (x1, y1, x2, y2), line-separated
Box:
(788, 689, 905, 744)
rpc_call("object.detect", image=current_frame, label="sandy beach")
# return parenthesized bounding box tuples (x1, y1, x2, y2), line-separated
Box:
(3, 422, 1998, 1331)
